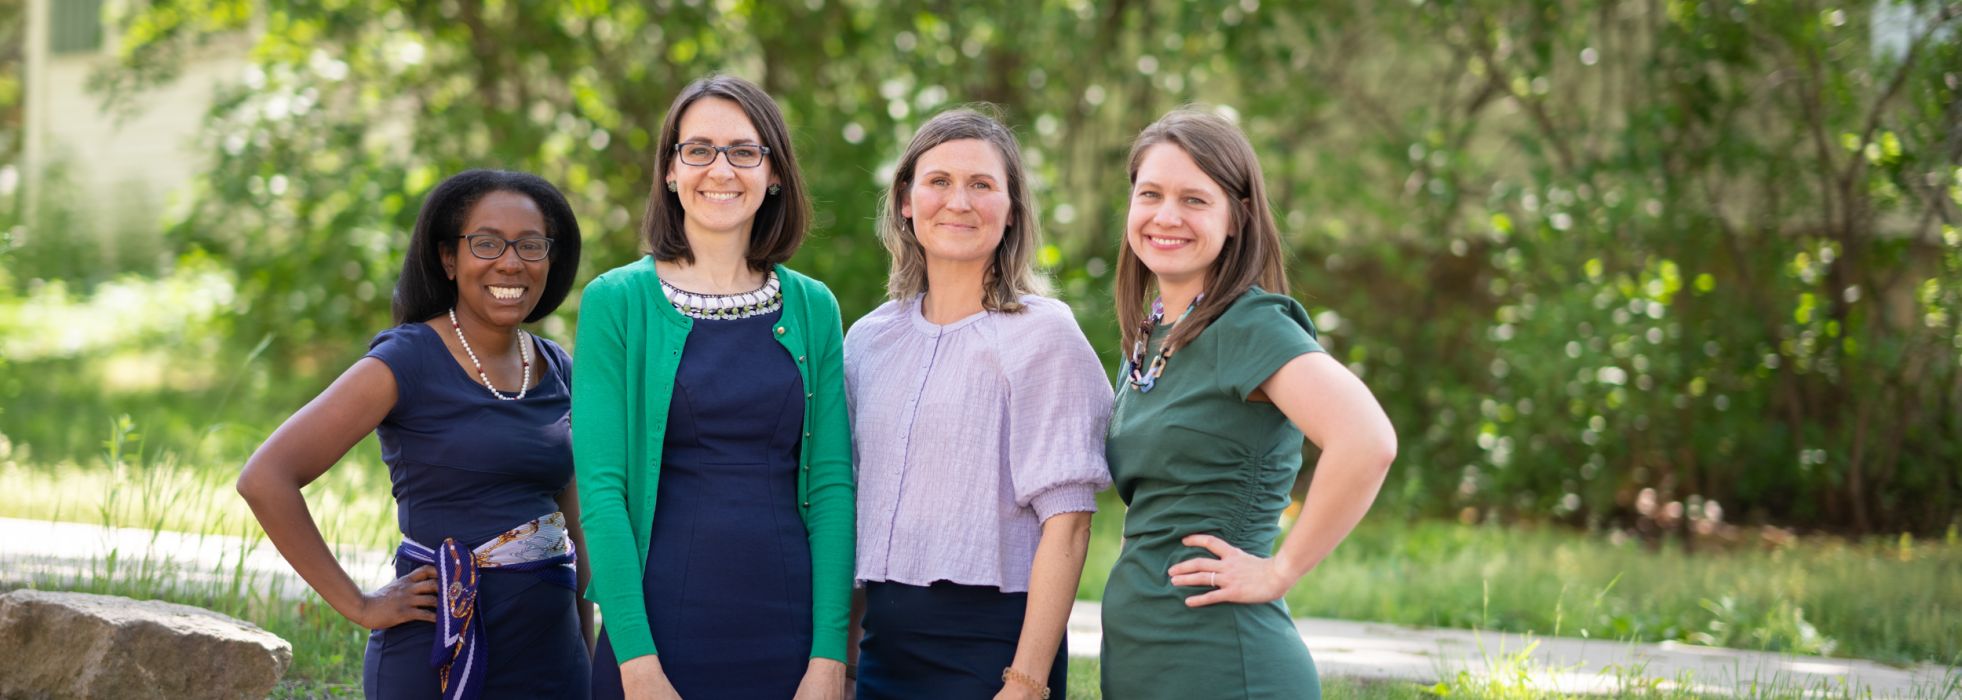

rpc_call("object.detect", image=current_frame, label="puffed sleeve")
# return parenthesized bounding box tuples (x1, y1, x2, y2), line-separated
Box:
(1005, 299, 1115, 522)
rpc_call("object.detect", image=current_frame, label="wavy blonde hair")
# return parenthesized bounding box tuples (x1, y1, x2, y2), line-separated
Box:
(878, 107, 1049, 312)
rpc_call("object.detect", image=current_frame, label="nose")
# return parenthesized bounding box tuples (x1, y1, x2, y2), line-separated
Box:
(706, 154, 738, 181)
(1151, 204, 1182, 228)
(946, 186, 974, 212)
(493, 244, 527, 272)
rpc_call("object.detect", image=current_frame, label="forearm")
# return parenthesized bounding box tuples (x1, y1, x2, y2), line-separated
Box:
(1009, 512, 1091, 681)
(578, 494, 653, 659)
(1271, 443, 1393, 581)
(804, 473, 855, 662)
(238, 476, 368, 622)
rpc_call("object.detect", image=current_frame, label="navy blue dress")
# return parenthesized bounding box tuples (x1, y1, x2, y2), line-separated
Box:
(590, 308, 813, 699)
(362, 322, 590, 699)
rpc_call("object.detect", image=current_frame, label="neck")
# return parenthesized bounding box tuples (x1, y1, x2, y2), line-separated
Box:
(921, 256, 989, 324)
(661, 228, 763, 293)
(451, 308, 520, 358)
(1156, 274, 1206, 323)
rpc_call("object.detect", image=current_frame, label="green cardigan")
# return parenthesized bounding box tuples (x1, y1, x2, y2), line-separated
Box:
(570, 256, 856, 664)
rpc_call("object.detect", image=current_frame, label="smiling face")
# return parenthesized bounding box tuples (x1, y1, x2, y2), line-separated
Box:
(441, 190, 550, 328)
(669, 97, 778, 243)
(1127, 143, 1235, 289)
(902, 138, 1012, 267)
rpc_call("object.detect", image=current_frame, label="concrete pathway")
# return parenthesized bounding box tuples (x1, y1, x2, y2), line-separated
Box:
(3, 517, 1954, 697)
(0, 516, 392, 600)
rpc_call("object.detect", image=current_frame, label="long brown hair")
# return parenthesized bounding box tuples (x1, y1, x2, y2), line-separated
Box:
(642, 74, 810, 271)
(878, 107, 1049, 312)
(1114, 109, 1288, 358)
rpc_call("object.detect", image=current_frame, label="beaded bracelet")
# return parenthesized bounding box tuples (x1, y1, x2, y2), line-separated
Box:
(1001, 666, 1051, 699)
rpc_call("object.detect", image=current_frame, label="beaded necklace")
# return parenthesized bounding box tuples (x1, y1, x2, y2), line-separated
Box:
(661, 271, 783, 320)
(1125, 293, 1202, 394)
(447, 308, 532, 400)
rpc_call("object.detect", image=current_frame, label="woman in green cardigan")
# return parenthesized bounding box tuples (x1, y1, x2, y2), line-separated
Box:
(573, 75, 853, 700)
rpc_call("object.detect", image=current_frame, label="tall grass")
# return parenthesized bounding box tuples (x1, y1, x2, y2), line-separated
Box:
(1077, 492, 1962, 666)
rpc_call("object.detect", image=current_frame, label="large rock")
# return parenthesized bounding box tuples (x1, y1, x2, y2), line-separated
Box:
(0, 589, 292, 699)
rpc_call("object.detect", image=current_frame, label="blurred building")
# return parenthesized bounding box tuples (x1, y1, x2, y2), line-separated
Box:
(21, 0, 250, 239)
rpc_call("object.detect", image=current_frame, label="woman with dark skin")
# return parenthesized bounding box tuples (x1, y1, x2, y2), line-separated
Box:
(237, 169, 592, 699)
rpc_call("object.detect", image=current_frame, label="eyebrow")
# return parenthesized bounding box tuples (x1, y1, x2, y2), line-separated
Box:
(1135, 179, 1213, 197)
(920, 168, 1001, 182)
(469, 225, 546, 236)
(678, 137, 763, 145)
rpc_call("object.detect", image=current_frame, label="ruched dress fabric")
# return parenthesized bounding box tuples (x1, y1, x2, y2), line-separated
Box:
(1100, 289, 1327, 700)
(589, 307, 812, 699)
(360, 322, 589, 699)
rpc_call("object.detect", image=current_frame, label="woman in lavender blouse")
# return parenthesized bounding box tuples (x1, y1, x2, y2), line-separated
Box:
(843, 108, 1112, 700)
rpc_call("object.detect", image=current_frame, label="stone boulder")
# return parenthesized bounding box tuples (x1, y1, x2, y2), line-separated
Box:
(0, 589, 292, 699)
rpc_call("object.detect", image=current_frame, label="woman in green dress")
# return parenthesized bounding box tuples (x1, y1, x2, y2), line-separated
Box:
(1100, 109, 1399, 699)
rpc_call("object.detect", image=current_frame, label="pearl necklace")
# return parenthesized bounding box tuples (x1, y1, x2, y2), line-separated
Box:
(448, 308, 532, 400)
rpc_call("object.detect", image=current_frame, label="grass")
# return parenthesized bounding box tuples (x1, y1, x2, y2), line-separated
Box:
(0, 419, 397, 551)
(1075, 492, 1962, 668)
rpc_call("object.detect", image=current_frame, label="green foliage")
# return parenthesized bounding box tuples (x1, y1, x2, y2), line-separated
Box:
(86, 0, 1962, 532)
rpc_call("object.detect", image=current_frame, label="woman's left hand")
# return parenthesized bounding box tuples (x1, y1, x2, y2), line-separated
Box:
(1167, 533, 1297, 607)
(791, 658, 848, 700)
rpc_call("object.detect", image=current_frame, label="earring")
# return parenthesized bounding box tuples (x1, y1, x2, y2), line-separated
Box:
(768, 184, 781, 195)
(667, 181, 678, 192)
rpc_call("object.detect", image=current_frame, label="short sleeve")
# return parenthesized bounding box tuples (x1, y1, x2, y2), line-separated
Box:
(1214, 291, 1325, 400)
(536, 336, 572, 385)
(364, 325, 426, 413)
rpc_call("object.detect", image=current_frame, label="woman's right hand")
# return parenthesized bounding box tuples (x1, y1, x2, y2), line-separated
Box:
(620, 655, 683, 700)
(349, 565, 439, 630)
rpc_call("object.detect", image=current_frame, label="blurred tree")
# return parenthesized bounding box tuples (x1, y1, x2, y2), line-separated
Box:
(96, 0, 1962, 533)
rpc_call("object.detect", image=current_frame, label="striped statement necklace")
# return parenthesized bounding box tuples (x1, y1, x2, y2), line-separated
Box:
(1126, 294, 1202, 394)
(661, 271, 783, 320)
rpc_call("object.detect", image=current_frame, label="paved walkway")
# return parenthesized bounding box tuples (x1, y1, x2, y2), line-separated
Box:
(3, 517, 1954, 697)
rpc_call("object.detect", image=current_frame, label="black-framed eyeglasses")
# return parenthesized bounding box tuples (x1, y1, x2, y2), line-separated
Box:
(459, 234, 553, 262)
(674, 142, 771, 168)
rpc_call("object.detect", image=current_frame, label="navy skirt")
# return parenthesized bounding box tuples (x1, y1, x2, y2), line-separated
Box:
(857, 581, 1068, 700)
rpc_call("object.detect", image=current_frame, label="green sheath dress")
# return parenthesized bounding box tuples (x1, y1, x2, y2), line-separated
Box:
(1100, 288, 1325, 700)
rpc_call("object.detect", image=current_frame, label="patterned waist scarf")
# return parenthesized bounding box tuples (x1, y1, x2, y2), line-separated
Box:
(397, 511, 577, 700)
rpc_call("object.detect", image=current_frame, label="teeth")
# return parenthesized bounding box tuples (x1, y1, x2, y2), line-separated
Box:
(490, 286, 525, 300)
(701, 192, 740, 201)
(1148, 236, 1187, 246)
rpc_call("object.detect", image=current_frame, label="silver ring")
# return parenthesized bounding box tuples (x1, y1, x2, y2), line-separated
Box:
(1209, 572, 1218, 587)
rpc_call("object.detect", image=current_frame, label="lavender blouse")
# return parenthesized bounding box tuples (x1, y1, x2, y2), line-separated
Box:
(844, 294, 1114, 592)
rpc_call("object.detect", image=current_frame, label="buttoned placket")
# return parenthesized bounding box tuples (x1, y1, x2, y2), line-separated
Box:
(878, 323, 944, 575)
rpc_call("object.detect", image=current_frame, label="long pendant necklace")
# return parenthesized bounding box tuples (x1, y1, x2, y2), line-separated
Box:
(1126, 294, 1202, 394)
(448, 308, 532, 400)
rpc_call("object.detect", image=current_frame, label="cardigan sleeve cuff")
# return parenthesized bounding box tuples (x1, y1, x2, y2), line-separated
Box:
(606, 622, 658, 664)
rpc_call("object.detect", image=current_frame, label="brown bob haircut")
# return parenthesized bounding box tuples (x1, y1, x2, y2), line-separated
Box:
(878, 106, 1050, 312)
(1115, 108, 1289, 358)
(641, 74, 810, 271)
